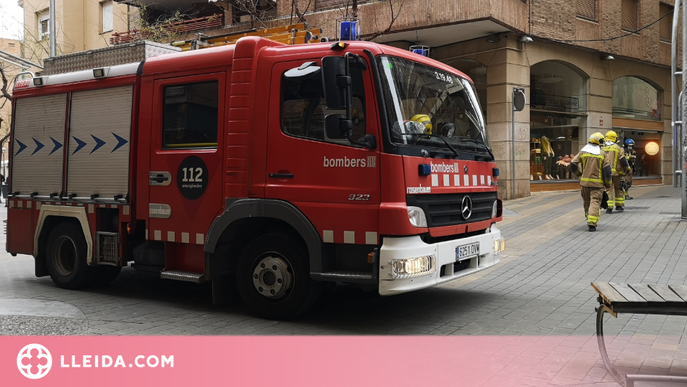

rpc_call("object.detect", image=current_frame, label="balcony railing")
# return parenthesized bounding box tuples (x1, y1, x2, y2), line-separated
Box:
(110, 14, 224, 45)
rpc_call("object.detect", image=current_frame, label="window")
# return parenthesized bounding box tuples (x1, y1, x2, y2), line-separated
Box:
(659, 3, 673, 42)
(612, 76, 661, 120)
(281, 64, 366, 145)
(101, 0, 114, 33)
(162, 81, 219, 149)
(577, 0, 597, 21)
(621, 0, 638, 32)
(37, 10, 49, 40)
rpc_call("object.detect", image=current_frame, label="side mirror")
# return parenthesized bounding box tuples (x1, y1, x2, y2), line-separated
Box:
(325, 114, 348, 139)
(322, 56, 347, 110)
(324, 115, 377, 150)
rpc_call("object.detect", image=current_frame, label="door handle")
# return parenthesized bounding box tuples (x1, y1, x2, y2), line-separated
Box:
(149, 171, 172, 186)
(269, 173, 294, 179)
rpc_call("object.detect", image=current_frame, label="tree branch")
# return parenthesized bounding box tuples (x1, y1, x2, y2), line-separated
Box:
(365, 0, 405, 41)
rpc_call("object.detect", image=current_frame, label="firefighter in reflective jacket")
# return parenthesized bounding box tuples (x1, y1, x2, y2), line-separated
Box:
(570, 132, 612, 232)
(623, 138, 636, 199)
(602, 130, 631, 213)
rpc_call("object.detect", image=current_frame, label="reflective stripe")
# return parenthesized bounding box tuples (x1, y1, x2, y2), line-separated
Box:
(603, 145, 620, 173)
(587, 215, 599, 224)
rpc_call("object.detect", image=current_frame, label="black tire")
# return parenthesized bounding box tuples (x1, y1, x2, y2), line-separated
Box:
(46, 222, 96, 289)
(236, 233, 321, 320)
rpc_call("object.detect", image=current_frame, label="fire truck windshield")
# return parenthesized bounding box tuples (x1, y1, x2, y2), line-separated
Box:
(377, 56, 491, 160)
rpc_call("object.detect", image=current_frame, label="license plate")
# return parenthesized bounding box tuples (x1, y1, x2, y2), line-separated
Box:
(456, 243, 480, 261)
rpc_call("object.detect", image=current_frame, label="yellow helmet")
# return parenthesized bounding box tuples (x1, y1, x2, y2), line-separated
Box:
(410, 114, 433, 134)
(589, 132, 604, 145)
(605, 130, 618, 142)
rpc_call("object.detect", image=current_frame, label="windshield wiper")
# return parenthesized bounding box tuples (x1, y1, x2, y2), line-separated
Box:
(454, 139, 495, 161)
(415, 133, 460, 158)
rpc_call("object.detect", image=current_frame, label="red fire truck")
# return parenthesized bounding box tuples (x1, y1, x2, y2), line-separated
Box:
(7, 37, 505, 319)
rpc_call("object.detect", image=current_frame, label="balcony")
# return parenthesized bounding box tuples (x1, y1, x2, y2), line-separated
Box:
(110, 14, 224, 45)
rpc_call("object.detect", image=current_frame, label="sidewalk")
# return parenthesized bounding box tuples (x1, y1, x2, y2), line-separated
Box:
(436, 183, 687, 386)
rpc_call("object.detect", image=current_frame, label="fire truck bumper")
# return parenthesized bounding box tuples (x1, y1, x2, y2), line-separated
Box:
(378, 224, 505, 296)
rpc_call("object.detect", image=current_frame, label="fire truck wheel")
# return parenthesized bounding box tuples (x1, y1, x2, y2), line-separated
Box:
(46, 222, 96, 289)
(237, 233, 321, 320)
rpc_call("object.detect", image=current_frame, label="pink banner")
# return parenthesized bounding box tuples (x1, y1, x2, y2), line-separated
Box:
(2, 336, 604, 386)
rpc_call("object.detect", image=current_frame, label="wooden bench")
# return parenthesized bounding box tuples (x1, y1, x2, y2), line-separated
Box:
(591, 282, 687, 387)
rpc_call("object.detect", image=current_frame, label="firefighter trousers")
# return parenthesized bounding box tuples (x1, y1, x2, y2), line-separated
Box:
(605, 175, 625, 208)
(582, 187, 603, 226)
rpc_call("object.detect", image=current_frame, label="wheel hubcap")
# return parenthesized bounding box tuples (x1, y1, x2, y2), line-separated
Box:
(251, 255, 293, 299)
(54, 236, 77, 277)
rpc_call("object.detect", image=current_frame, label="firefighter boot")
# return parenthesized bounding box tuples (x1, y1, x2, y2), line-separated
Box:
(589, 225, 596, 232)
(615, 206, 624, 212)
(606, 208, 613, 214)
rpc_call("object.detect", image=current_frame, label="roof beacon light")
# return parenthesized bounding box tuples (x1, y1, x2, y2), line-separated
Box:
(409, 45, 430, 57)
(337, 17, 360, 41)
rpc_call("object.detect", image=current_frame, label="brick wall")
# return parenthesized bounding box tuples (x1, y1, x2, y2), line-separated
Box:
(528, 0, 678, 66)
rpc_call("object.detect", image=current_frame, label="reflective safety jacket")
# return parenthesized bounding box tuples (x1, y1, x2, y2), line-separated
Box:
(602, 142, 630, 176)
(570, 145, 612, 188)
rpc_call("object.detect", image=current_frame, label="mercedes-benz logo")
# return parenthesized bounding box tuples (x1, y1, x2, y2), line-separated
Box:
(461, 195, 473, 220)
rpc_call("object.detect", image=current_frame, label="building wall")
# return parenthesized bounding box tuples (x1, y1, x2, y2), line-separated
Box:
(433, 33, 674, 199)
(20, 0, 130, 65)
(0, 38, 23, 137)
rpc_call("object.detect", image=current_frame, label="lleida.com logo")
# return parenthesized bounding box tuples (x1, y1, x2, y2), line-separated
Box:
(17, 343, 174, 379)
(17, 344, 52, 379)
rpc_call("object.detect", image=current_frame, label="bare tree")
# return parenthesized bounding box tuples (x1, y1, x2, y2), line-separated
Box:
(331, 0, 405, 41)
(0, 67, 11, 127)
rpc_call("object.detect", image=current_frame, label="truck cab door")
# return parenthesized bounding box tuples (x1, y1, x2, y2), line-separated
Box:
(147, 73, 225, 274)
(266, 59, 381, 246)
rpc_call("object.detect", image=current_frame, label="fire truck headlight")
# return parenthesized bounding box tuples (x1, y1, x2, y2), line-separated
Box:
(492, 200, 498, 218)
(389, 255, 435, 279)
(407, 206, 427, 227)
(493, 238, 506, 254)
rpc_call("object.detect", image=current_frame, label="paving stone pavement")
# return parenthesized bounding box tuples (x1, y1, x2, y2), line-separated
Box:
(1, 185, 686, 386)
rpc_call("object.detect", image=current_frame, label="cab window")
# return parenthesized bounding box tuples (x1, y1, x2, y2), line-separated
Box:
(162, 81, 219, 149)
(281, 65, 366, 145)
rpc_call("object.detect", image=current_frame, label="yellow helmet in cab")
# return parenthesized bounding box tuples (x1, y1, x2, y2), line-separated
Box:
(410, 114, 433, 134)
(605, 130, 618, 142)
(589, 132, 604, 145)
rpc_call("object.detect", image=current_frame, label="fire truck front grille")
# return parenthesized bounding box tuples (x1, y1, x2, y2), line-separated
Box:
(406, 192, 497, 228)
(96, 232, 120, 266)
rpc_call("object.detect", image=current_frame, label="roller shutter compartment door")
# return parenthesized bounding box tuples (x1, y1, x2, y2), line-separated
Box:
(67, 86, 133, 199)
(11, 94, 67, 196)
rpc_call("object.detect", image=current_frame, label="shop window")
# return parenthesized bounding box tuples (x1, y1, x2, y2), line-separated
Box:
(659, 4, 673, 42)
(612, 76, 661, 121)
(621, 0, 638, 32)
(620, 130, 661, 177)
(577, 0, 597, 22)
(530, 61, 588, 182)
(162, 81, 219, 149)
(530, 114, 581, 181)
